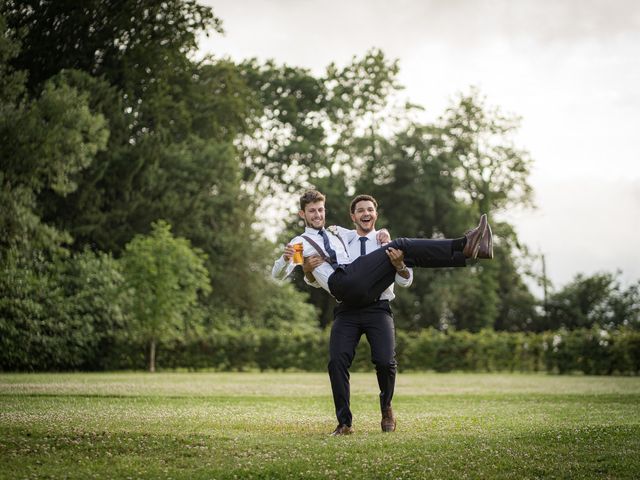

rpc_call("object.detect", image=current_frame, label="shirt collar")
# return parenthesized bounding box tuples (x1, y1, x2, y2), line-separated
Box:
(357, 230, 377, 242)
(304, 226, 324, 235)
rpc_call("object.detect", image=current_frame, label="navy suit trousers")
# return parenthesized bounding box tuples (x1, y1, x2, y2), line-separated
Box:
(328, 300, 396, 427)
(328, 238, 466, 307)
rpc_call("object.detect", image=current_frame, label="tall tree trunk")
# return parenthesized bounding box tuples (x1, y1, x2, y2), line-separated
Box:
(149, 339, 156, 373)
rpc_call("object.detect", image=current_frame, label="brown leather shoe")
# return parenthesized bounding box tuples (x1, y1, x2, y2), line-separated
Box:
(462, 214, 488, 259)
(330, 424, 354, 436)
(381, 407, 396, 432)
(477, 221, 493, 259)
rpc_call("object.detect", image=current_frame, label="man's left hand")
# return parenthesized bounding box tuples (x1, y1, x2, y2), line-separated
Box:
(385, 247, 406, 271)
(303, 255, 324, 273)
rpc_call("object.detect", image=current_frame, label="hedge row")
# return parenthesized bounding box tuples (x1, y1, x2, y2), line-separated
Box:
(106, 328, 640, 375)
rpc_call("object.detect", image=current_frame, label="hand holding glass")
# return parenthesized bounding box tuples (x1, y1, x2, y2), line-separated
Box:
(292, 243, 304, 265)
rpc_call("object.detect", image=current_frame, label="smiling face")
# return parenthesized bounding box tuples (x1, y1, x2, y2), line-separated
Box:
(299, 200, 326, 230)
(350, 199, 378, 235)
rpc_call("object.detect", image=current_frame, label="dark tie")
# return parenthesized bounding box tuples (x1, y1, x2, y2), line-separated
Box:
(318, 229, 339, 268)
(359, 237, 368, 256)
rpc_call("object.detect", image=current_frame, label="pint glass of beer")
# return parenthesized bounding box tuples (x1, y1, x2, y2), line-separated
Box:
(292, 242, 304, 265)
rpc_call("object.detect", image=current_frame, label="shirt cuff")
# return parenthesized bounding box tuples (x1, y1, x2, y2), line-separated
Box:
(272, 256, 294, 280)
(395, 268, 413, 287)
(303, 275, 321, 288)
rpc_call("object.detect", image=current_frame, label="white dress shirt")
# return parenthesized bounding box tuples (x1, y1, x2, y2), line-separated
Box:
(271, 226, 413, 300)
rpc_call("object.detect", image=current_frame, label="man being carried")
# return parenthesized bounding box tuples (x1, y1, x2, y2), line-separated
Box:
(272, 189, 492, 309)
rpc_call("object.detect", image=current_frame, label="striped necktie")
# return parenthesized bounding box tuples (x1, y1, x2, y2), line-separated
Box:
(318, 229, 339, 268)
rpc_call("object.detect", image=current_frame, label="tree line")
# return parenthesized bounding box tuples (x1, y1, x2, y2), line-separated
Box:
(1, 0, 638, 372)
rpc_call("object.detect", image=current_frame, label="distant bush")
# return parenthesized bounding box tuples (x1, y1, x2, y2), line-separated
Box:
(0, 249, 128, 371)
(541, 328, 640, 375)
(93, 327, 640, 375)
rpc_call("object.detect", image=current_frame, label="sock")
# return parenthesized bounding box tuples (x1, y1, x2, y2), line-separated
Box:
(451, 236, 466, 252)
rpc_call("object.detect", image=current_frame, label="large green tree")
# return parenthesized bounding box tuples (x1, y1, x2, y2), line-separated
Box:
(120, 220, 211, 372)
(1, 1, 243, 254)
(2, 3, 279, 318)
(0, 14, 109, 254)
(1, 13, 126, 371)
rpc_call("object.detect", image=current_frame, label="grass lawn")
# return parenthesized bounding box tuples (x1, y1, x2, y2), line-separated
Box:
(1, 372, 639, 479)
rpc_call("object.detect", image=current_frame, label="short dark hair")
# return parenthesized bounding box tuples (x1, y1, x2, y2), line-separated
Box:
(299, 189, 326, 211)
(350, 194, 378, 214)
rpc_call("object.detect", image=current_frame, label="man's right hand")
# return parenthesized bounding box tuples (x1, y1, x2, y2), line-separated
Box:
(303, 255, 324, 273)
(377, 228, 391, 245)
(283, 244, 295, 262)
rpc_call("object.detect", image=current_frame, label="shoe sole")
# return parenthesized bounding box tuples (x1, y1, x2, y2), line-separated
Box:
(482, 222, 493, 259)
(470, 214, 488, 260)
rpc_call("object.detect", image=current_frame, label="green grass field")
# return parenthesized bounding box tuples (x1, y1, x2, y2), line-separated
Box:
(1, 372, 639, 479)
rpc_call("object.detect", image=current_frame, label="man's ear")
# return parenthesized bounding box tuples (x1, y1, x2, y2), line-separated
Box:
(350, 213, 356, 223)
(298, 210, 305, 219)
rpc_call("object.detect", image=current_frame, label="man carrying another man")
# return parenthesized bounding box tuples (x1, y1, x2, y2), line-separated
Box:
(272, 189, 492, 435)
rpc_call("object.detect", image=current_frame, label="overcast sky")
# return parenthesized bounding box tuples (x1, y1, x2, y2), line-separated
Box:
(199, 0, 640, 291)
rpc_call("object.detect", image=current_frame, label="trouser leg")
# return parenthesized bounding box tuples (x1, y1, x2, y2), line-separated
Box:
(391, 238, 466, 268)
(361, 302, 397, 411)
(328, 309, 362, 427)
(329, 238, 466, 306)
